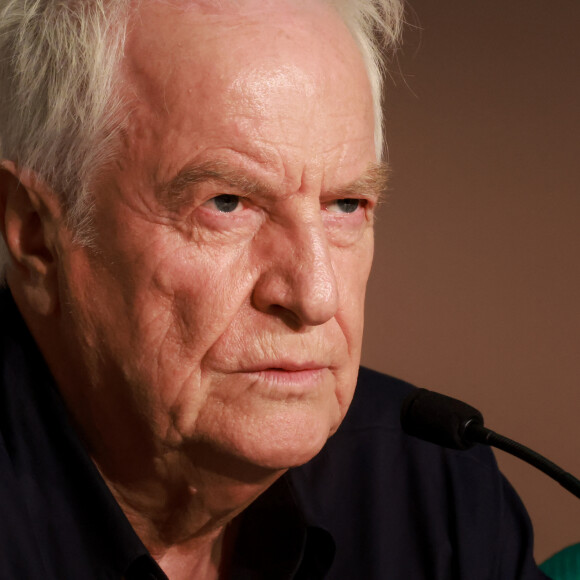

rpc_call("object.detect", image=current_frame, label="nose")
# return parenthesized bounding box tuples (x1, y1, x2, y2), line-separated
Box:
(252, 216, 339, 328)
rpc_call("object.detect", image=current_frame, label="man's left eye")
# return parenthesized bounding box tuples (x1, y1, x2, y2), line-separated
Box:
(206, 194, 242, 213)
(326, 198, 363, 214)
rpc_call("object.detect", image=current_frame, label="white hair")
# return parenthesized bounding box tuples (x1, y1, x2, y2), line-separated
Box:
(0, 0, 403, 281)
(330, 0, 404, 157)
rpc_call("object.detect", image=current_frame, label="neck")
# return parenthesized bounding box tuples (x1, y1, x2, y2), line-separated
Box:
(93, 442, 284, 579)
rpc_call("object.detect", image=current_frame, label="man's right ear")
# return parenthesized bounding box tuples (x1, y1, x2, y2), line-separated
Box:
(0, 161, 62, 315)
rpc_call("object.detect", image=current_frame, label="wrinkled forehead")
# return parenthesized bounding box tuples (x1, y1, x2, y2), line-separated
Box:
(123, 0, 373, 128)
(117, 0, 376, 188)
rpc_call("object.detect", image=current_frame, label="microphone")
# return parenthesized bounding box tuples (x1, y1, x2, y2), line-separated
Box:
(401, 388, 580, 500)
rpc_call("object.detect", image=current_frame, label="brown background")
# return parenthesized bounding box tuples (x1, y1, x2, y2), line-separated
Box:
(361, 0, 580, 563)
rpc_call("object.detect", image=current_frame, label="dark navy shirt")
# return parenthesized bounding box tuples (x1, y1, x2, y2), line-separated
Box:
(0, 289, 547, 579)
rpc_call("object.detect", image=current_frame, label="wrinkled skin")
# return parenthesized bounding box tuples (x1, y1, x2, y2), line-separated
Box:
(2, 0, 385, 575)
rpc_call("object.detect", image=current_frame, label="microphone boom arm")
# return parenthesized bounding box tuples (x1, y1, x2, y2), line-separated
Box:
(465, 422, 580, 500)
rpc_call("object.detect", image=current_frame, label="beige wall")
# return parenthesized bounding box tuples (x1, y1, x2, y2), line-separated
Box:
(362, 0, 580, 563)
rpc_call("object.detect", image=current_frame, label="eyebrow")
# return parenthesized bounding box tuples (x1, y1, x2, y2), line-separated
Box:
(156, 160, 273, 209)
(156, 159, 390, 209)
(328, 161, 390, 202)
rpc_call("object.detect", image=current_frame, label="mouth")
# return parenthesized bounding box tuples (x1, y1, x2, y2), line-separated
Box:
(239, 361, 330, 391)
(247, 360, 327, 372)
(236, 354, 330, 372)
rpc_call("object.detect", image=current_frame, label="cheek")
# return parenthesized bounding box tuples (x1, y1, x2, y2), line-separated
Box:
(335, 231, 374, 328)
(64, 225, 259, 384)
(149, 239, 259, 359)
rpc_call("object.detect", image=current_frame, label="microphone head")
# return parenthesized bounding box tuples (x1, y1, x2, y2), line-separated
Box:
(401, 388, 484, 450)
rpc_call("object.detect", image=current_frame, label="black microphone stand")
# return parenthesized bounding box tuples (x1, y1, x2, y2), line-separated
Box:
(465, 422, 580, 500)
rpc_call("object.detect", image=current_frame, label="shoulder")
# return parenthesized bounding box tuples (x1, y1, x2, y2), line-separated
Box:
(287, 367, 544, 580)
(0, 288, 55, 577)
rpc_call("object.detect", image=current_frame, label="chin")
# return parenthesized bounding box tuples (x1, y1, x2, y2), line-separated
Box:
(226, 408, 340, 471)
(188, 379, 351, 473)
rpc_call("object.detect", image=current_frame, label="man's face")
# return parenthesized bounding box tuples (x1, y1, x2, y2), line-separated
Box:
(57, 0, 382, 471)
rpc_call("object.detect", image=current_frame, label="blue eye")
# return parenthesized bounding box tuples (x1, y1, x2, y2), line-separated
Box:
(211, 194, 241, 213)
(336, 199, 360, 213)
(327, 198, 362, 214)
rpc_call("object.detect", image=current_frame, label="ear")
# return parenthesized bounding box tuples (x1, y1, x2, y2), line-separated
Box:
(0, 161, 62, 315)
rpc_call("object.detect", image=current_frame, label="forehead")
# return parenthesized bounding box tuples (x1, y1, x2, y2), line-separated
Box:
(120, 0, 375, 188)
(125, 0, 369, 105)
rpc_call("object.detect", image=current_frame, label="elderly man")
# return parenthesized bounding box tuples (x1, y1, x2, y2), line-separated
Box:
(0, 1, 546, 578)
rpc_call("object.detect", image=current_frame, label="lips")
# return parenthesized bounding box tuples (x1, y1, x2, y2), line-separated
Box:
(242, 367, 327, 392)
(240, 360, 328, 373)
(220, 358, 332, 394)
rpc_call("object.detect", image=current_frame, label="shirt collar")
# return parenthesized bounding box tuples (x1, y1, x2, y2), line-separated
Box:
(231, 475, 335, 578)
